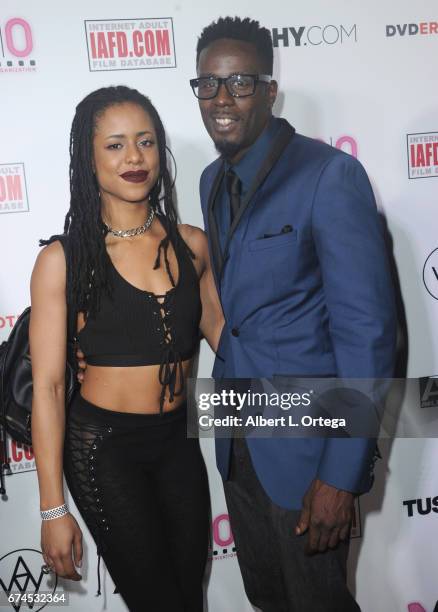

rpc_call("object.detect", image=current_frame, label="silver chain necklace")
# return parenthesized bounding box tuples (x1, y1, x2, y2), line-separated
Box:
(104, 207, 155, 238)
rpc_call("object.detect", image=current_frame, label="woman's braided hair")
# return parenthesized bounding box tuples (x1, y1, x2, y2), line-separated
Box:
(41, 85, 180, 318)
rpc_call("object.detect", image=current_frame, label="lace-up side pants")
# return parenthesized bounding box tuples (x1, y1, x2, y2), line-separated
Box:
(63, 393, 210, 612)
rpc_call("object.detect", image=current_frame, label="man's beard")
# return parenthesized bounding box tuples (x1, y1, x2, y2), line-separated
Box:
(214, 138, 242, 161)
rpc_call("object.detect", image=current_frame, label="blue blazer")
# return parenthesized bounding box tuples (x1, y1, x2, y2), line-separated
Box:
(200, 119, 396, 510)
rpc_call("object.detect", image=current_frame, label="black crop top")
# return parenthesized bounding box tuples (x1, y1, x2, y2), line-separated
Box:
(77, 217, 201, 410)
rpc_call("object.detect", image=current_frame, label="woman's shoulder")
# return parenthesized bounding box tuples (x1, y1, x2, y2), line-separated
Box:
(32, 238, 67, 287)
(37, 238, 65, 262)
(177, 223, 208, 254)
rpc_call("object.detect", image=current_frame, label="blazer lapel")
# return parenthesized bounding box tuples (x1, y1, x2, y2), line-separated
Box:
(220, 119, 296, 276)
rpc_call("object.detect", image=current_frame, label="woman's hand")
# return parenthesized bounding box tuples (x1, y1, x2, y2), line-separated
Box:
(41, 514, 83, 580)
(76, 348, 87, 384)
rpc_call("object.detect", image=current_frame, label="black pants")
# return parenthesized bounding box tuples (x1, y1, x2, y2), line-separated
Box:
(224, 437, 361, 612)
(64, 393, 210, 612)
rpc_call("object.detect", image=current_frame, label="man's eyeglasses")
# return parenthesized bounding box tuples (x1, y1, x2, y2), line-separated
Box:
(190, 74, 272, 100)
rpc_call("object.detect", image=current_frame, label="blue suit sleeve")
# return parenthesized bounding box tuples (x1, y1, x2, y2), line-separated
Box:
(311, 153, 396, 492)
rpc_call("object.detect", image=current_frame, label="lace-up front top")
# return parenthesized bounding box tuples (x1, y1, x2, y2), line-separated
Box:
(77, 217, 201, 411)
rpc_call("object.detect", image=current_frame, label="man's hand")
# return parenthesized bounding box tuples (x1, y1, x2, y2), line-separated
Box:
(76, 348, 86, 383)
(295, 478, 354, 554)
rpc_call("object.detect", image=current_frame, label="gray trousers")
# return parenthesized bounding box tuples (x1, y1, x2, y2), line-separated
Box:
(223, 438, 361, 612)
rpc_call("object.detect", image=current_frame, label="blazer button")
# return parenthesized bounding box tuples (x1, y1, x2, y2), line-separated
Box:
(231, 327, 239, 337)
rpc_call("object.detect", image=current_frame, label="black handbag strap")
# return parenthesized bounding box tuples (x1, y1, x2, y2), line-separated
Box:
(0, 342, 10, 494)
(42, 234, 76, 342)
(56, 234, 77, 342)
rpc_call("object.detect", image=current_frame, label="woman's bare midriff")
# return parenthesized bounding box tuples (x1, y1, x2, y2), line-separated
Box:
(79, 359, 193, 413)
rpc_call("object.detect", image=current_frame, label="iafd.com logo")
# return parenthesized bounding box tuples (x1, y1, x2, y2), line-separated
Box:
(0, 164, 29, 214)
(407, 132, 438, 179)
(272, 24, 357, 47)
(0, 18, 36, 72)
(84, 18, 176, 71)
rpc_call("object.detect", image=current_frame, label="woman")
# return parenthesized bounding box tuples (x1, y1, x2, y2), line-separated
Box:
(29, 85, 224, 611)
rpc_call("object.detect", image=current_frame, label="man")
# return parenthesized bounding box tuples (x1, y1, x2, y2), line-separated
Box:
(190, 17, 396, 611)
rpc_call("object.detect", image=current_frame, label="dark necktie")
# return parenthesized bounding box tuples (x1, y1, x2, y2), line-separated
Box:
(226, 168, 242, 224)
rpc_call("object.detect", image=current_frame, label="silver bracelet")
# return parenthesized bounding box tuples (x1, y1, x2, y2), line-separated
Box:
(40, 504, 69, 521)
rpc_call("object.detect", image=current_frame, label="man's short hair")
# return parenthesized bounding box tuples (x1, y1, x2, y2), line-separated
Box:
(196, 16, 274, 75)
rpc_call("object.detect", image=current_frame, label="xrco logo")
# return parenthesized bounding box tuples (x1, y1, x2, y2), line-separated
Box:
(407, 603, 438, 612)
(423, 249, 438, 300)
(0, 18, 36, 72)
(210, 503, 361, 562)
(211, 514, 236, 560)
(320, 136, 358, 159)
(272, 25, 357, 47)
(0, 315, 19, 330)
(0, 549, 59, 610)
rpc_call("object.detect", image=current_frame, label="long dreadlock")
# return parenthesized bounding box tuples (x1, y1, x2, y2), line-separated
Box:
(40, 85, 182, 319)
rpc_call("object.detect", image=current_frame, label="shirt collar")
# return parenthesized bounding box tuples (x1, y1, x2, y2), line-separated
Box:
(225, 116, 279, 193)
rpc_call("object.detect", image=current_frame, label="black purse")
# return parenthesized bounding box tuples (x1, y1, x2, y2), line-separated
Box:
(0, 235, 78, 495)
